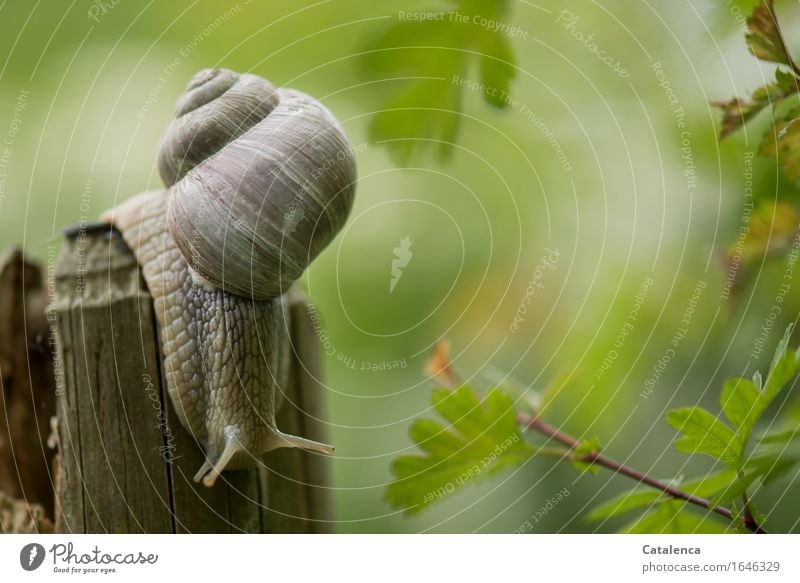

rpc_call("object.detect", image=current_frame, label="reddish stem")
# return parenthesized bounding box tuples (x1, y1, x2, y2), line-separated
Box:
(424, 346, 767, 533)
(518, 413, 767, 533)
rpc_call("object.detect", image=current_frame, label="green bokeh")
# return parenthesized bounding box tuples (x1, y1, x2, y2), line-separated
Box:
(1, 0, 799, 532)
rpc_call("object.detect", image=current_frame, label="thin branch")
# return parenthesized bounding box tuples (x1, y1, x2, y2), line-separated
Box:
(764, 0, 800, 78)
(518, 413, 767, 534)
(742, 490, 767, 534)
(423, 342, 767, 533)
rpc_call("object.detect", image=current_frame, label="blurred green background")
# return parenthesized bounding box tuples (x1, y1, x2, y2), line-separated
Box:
(2, 0, 800, 532)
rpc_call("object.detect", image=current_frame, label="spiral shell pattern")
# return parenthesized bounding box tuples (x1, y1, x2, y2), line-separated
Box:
(160, 68, 356, 300)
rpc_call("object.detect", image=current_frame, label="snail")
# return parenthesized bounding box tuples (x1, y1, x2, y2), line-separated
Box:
(101, 68, 356, 486)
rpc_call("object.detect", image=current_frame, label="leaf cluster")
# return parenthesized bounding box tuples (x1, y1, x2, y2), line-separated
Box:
(385, 327, 800, 532)
(715, 1, 800, 183)
(385, 386, 535, 515)
(363, 0, 517, 164)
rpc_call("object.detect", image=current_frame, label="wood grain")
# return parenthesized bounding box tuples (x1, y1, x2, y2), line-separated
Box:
(0, 246, 56, 523)
(52, 225, 332, 532)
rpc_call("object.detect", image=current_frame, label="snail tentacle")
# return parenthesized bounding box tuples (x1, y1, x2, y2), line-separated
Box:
(266, 430, 335, 455)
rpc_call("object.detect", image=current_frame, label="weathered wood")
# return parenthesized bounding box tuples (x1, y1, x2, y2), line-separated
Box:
(0, 246, 56, 523)
(51, 226, 171, 533)
(0, 490, 54, 533)
(264, 294, 332, 533)
(52, 225, 332, 532)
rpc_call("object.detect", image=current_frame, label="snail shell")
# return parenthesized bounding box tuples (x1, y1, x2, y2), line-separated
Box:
(104, 69, 355, 486)
(160, 68, 356, 300)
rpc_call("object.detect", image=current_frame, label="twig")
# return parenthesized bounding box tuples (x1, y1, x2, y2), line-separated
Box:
(423, 342, 768, 533)
(742, 490, 767, 534)
(518, 413, 767, 534)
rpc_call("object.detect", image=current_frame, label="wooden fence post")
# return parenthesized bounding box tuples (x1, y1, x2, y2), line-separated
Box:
(0, 247, 55, 533)
(51, 224, 331, 533)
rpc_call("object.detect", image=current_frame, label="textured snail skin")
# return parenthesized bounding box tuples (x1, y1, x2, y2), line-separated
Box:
(105, 190, 332, 487)
(101, 68, 351, 486)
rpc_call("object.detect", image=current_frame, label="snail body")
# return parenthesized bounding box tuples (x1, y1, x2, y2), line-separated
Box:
(104, 69, 355, 486)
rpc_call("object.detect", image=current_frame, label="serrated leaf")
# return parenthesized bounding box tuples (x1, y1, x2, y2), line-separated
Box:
(735, 325, 800, 438)
(760, 107, 800, 183)
(385, 386, 535, 514)
(769, 69, 797, 95)
(761, 325, 800, 406)
(363, 0, 518, 163)
(746, 0, 795, 67)
(722, 201, 800, 300)
(682, 469, 740, 497)
(715, 69, 799, 139)
(621, 500, 728, 534)
(721, 377, 761, 431)
(715, 97, 767, 140)
(714, 441, 800, 504)
(587, 469, 736, 523)
(367, 67, 464, 166)
(666, 407, 742, 466)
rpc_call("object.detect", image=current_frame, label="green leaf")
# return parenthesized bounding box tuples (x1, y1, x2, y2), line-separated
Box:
(766, 69, 798, 97)
(736, 325, 800, 437)
(666, 407, 742, 466)
(761, 325, 800, 407)
(748, 442, 800, 485)
(715, 69, 799, 139)
(720, 201, 800, 299)
(713, 461, 794, 505)
(587, 469, 736, 522)
(571, 436, 602, 475)
(477, 31, 515, 108)
(672, 326, 799, 469)
(713, 444, 800, 504)
(711, 470, 762, 504)
(682, 469, 740, 497)
(363, 0, 518, 163)
(760, 107, 800, 184)
(746, 0, 795, 67)
(721, 377, 760, 431)
(385, 386, 535, 514)
(759, 428, 800, 444)
(715, 97, 766, 140)
(588, 490, 662, 522)
(753, 456, 798, 486)
(621, 500, 728, 534)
